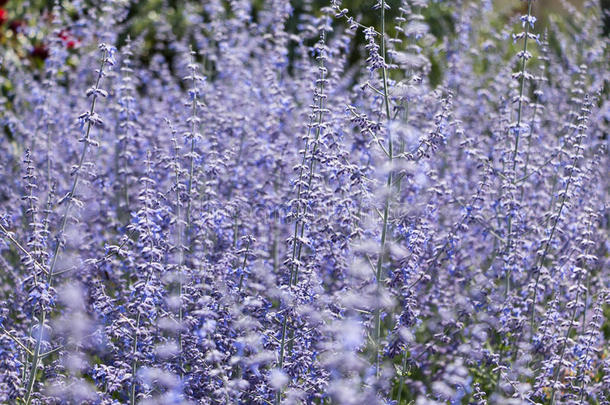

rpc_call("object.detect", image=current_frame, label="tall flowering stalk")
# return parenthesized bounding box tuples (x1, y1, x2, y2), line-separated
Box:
(372, 0, 394, 378)
(547, 203, 596, 404)
(529, 96, 591, 330)
(575, 291, 607, 404)
(504, 0, 536, 295)
(176, 50, 204, 371)
(276, 32, 328, 403)
(22, 43, 114, 405)
(116, 40, 138, 221)
(127, 151, 165, 405)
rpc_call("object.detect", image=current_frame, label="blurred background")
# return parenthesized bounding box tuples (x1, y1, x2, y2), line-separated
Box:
(0, 0, 607, 83)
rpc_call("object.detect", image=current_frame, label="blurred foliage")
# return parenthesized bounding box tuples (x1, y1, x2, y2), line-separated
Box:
(0, 0, 607, 88)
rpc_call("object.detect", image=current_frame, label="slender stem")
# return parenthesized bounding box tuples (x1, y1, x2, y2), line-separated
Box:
(520, 98, 541, 190)
(237, 239, 251, 294)
(173, 138, 185, 371)
(21, 327, 34, 382)
(505, 0, 533, 295)
(373, 0, 394, 378)
(293, 104, 325, 285)
(396, 352, 408, 404)
(512, 0, 533, 176)
(529, 151, 580, 331)
(130, 311, 142, 405)
(120, 132, 131, 217)
(276, 123, 311, 376)
(130, 159, 156, 405)
(23, 52, 108, 405)
(185, 77, 197, 234)
(176, 52, 200, 374)
(0, 326, 32, 355)
(536, 172, 594, 401)
(548, 272, 584, 405)
(276, 36, 327, 405)
(581, 272, 590, 334)
(576, 295, 600, 405)
(0, 224, 48, 276)
(394, 102, 410, 401)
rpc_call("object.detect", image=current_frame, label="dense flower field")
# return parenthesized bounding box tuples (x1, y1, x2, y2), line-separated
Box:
(0, 0, 608, 404)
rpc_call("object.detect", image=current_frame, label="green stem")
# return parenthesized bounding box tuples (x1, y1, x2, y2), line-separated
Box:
(130, 311, 142, 405)
(130, 160, 156, 405)
(237, 239, 251, 294)
(529, 127, 585, 332)
(171, 134, 184, 369)
(396, 353, 408, 404)
(23, 52, 108, 405)
(548, 273, 584, 405)
(374, 0, 394, 378)
(505, 0, 533, 295)
(177, 52, 200, 374)
(276, 37, 327, 405)
(511, 0, 533, 175)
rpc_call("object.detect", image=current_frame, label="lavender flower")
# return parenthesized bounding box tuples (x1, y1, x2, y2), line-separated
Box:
(0, 1, 607, 404)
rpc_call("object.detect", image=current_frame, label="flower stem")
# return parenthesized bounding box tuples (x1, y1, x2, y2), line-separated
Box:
(23, 50, 108, 405)
(505, 0, 533, 296)
(373, 0, 393, 378)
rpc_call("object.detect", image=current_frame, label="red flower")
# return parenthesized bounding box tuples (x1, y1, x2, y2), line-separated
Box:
(58, 29, 69, 41)
(0, 8, 8, 25)
(58, 28, 80, 49)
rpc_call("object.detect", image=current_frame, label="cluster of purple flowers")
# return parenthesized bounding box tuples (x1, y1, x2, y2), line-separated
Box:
(0, 0, 608, 404)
